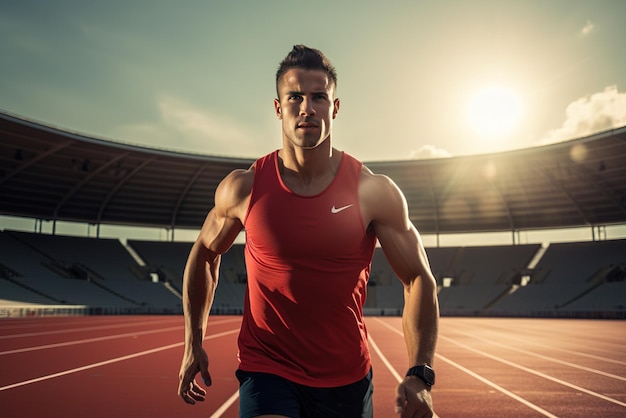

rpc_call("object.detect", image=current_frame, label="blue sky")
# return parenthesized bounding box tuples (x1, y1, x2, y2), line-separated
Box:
(2, 0, 626, 163)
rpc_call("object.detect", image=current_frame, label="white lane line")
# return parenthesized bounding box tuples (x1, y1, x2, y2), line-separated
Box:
(531, 344, 626, 366)
(372, 318, 559, 417)
(368, 335, 440, 418)
(452, 330, 626, 382)
(0, 317, 122, 330)
(0, 317, 239, 340)
(368, 335, 403, 382)
(0, 342, 183, 392)
(210, 390, 239, 418)
(0, 326, 182, 355)
(441, 335, 626, 408)
(0, 328, 239, 392)
(436, 353, 559, 418)
(367, 335, 439, 418)
(0, 318, 178, 339)
(478, 327, 626, 367)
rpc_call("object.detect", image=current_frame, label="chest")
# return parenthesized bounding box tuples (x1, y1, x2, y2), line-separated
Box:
(246, 183, 366, 259)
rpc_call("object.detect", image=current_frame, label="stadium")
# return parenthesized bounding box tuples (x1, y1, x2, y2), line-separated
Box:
(1, 110, 626, 417)
(4, 0, 626, 414)
(1, 110, 625, 319)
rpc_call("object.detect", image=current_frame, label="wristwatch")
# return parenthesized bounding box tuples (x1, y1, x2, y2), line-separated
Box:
(406, 364, 435, 388)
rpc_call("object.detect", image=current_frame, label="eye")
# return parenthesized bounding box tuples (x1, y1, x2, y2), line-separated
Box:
(288, 94, 302, 101)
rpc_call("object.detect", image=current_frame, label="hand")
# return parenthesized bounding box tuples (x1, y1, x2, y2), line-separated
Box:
(178, 345, 212, 405)
(395, 376, 434, 418)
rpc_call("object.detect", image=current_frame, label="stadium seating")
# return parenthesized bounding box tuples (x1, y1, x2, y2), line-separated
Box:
(1, 230, 624, 318)
(0, 231, 181, 313)
(487, 240, 626, 317)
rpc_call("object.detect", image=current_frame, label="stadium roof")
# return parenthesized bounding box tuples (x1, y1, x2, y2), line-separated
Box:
(2, 110, 626, 237)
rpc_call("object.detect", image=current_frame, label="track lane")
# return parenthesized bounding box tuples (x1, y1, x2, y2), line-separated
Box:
(1, 316, 625, 417)
(368, 317, 555, 417)
(370, 317, 626, 417)
(0, 316, 243, 418)
(437, 318, 626, 417)
(0, 326, 178, 386)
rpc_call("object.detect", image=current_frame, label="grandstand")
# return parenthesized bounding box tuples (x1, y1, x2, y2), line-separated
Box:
(1, 229, 624, 318)
(1, 111, 625, 318)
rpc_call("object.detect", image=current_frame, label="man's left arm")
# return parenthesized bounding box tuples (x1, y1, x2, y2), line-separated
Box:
(367, 173, 439, 417)
(394, 224, 439, 417)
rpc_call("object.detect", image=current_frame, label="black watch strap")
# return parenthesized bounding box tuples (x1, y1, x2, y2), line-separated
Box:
(406, 364, 435, 387)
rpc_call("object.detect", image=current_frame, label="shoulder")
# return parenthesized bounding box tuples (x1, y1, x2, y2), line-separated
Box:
(214, 166, 254, 219)
(359, 165, 409, 227)
(359, 165, 404, 200)
(218, 167, 254, 194)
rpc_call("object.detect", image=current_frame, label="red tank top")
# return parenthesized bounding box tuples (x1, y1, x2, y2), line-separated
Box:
(238, 150, 377, 387)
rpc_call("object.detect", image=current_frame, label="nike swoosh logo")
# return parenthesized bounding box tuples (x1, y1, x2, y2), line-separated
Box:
(331, 204, 354, 214)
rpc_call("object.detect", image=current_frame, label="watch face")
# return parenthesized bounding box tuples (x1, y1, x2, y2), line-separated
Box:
(407, 365, 435, 386)
(423, 366, 435, 385)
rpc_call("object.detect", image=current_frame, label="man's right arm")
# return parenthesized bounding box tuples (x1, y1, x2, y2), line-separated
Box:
(178, 168, 252, 404)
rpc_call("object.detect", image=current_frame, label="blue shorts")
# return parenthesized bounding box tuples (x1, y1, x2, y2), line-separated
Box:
(236, 368, 374, 418)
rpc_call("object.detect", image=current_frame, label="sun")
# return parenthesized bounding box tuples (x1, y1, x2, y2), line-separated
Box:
(467, 85, 523, 139)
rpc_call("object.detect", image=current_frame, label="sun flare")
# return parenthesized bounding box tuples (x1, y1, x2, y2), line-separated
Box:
(467, 85, 523, 139)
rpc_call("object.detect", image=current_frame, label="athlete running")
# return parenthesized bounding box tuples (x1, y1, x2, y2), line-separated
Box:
(178, 44, 439, 418)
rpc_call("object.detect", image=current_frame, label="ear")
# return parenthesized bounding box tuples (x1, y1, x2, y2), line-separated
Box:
(274, 98, 282, 120)
(332, 98, 340, 119)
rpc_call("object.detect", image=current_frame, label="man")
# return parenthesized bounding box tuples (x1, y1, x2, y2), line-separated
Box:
(178, 45, 439, 417)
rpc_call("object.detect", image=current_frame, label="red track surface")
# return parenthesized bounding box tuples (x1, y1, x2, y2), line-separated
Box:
(1, 316, 625, 417)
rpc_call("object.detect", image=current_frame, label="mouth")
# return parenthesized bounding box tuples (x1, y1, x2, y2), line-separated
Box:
(297, 122, 318, 129)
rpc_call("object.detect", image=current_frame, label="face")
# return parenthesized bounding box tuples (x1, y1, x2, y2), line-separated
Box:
(274, 68, 340, 150)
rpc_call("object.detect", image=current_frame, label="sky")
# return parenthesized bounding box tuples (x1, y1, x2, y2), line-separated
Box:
(1, 0, 626, 163)
(2, 0, 626, 244)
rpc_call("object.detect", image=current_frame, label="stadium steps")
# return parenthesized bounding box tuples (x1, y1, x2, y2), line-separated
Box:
(482, 286, 517, 312)
(5, 230, 56, 260)
(556, 265, 619, 309)
(163, 281, 182, 299)
(0, 274, 65, 304)
(0, 262, 22, 279)
(158, 265, 184, 292)
(89, 279, 144, 306)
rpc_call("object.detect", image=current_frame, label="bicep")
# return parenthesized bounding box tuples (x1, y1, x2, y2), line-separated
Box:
(196, 170, 249, 256)
(196, 208, 242, 256)
(369, 177, 432, 286)
(376, 221, 432, 288)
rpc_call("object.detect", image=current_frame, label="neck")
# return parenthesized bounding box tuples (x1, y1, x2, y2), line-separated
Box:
(277, 142, 342, 194)
(279, 137, 334, 177)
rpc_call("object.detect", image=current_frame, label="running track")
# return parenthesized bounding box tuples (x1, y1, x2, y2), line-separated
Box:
(1, 316, 624, 417)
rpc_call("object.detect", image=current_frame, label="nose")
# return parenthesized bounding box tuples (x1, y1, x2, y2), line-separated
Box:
(299, 97, 316, 116)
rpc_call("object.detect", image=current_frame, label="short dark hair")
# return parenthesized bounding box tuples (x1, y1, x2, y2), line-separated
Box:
(275, 45, 337, 97)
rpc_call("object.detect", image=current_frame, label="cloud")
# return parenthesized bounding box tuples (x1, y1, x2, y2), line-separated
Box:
(580, 20, 594, 36)
(158, 96, 251, 146)
(408, 145, 452, 159)
(116, 95, 268, 157)
(541, 86, 626, 144)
